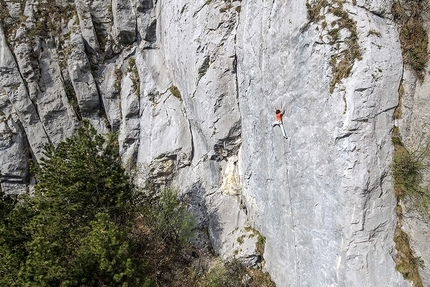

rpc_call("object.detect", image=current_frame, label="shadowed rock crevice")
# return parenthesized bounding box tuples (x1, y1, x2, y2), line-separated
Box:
(181, 182, 211, 250)
(144, 19, 157, 43)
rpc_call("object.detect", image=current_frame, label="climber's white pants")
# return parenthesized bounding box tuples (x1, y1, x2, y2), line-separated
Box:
(272, 121, 287, 139)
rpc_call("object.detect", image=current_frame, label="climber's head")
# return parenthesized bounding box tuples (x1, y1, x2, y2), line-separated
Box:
(275, 109, 281, 114)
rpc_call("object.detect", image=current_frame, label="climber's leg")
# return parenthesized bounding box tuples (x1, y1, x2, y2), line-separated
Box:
(280, 123, 287, 139)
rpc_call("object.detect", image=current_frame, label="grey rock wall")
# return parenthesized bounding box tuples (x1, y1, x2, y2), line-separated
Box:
(236, 1, 408, 286)
(0, 0, 428, 286)
(0, 22, 48, 194)
(397, 44, 430, 287)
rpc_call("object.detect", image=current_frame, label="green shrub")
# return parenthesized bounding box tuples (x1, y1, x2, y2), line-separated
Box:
(203, 262, 241, 287)
(392, 145, 422, 198)
(142, 188, 195, 246)
(0, 123, 275, 287)
(0, 121, 151, 287)
(392, 137, 430, 218)
(201, 260, 276, 287)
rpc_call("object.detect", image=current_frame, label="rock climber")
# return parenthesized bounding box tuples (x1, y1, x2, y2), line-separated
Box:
(272, 108, 287, 139)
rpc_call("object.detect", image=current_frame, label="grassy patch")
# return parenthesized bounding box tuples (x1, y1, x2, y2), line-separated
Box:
(244, 225, 266, 255)
(64, 79, 82, 120)
(1, 0, 75, 43)
(394, 227, 424, 287)
(114, 67, 123, 91)
(128, 57, 140, 97)
(169, 85, 182, 100)
(306, 0, 362, 93)
(306, 0, 329, 23)
(391, 129, 430, 217)
(27, 1, 76, 41)
(237, 234, 245, 245)
(391, 126, 429, 286)
(393, 83, 404, 120)
(392, 141, 422, 198)
(173, 259, 276, 287)
(392, 0, 429, 81)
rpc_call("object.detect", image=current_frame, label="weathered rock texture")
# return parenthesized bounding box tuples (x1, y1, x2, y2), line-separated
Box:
(1, 0, 429, 286)
(397, 36, 430, 287)
(237, 1, 409, 285)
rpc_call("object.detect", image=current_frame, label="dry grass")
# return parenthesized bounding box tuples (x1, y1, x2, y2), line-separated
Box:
(306, 0, 362, 93)
(391, 126, 426, 286)
(306, 0, 329, 23)
(393, 83, 404, 120)
(244, 225, 266, 255)
(392, 0, 429, 81)
(169, 85, 182, 100)
(394, 226, 424, 287)
(128, 57, 140, 96)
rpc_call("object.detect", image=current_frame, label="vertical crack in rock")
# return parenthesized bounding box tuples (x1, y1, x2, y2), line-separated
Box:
(137, 0, 154, 13)
(197, 55, 211, 82)
(0, 22, 50, 161)
(76, 0, 100, 53)
(183, 105, 195, 166)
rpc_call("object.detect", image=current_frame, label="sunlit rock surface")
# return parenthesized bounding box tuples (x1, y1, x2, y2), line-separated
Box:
(1, 0, 428, 286)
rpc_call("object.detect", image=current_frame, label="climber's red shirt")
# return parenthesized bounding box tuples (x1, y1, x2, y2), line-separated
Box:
(276, 112, 283, 122)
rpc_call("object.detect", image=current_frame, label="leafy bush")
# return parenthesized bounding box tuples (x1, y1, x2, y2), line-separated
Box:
(169, 85, 182, 100)
(141, 188, 195, 246)
(202, 260, 276, 287)
(134, 188, 196, 286)
(203, 262, 241, 287)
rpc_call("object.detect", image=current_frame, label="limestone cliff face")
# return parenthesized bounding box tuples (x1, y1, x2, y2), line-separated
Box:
(397, 23, 430, 287)
(0, 0, 428, 286)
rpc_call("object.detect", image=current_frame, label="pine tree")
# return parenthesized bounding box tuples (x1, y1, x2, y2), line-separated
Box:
(0, 121, 151, 287)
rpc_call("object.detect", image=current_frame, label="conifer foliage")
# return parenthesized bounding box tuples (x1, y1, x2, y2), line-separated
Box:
(0, 121, 151, 287)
